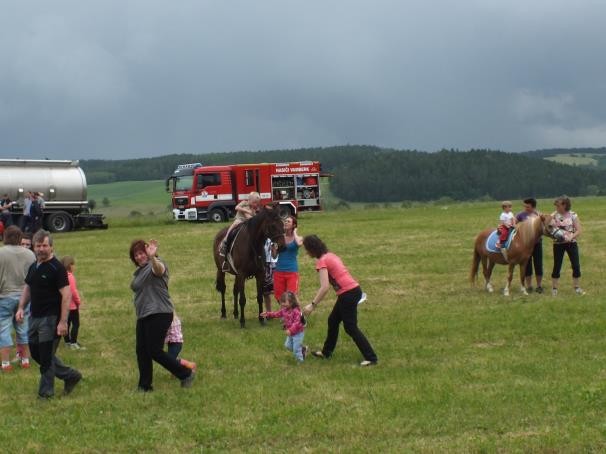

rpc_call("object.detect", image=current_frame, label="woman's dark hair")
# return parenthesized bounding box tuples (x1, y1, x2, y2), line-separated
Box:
(286, 215, 298, 229)
(129, 239, 147, 265)
(303, 235, 328, 258)
(523, 198, 537, 208)
(554, 195, 571, 211)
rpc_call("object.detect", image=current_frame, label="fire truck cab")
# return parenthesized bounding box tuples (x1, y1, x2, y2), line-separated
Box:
(166, 161, 323, 222)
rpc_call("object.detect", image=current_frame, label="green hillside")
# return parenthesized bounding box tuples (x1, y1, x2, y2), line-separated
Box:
(88, 180, 171, 219)
(82, 147, 606, 203)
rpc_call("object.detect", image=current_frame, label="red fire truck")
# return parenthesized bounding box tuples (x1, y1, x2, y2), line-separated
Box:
(166, 161, 324, 222)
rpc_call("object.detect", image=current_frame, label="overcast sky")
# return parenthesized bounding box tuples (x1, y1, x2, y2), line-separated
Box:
(1, 0, 605, 160)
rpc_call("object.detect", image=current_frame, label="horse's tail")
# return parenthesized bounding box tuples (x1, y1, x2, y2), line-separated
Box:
(470, 248, 481, 287)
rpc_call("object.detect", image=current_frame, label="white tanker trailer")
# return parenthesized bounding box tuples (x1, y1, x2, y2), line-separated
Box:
(0, 159, 107, 233)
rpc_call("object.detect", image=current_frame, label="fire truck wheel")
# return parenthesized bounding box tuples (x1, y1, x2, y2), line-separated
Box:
(209, 208, 226, 223)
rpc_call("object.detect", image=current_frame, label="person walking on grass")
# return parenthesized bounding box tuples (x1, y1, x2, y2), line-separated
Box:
(302, 235, 378, 367)
(15, 230, 82, 399)
(261, 291, 308, 363)
(0, 226, 35, 371)
(61, 256, 85, 350)
(550, 196, 585, 296)
(516, 198, 544, 293)
(129, 239, 195, 392)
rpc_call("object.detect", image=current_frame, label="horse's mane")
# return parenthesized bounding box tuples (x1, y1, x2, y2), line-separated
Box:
(245, 207, 280, 235)
(518, 216, 541, 249)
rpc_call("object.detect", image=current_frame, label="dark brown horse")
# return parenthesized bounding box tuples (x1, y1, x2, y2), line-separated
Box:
(213, 204, 286, 327)
(470, 214, 555, 296)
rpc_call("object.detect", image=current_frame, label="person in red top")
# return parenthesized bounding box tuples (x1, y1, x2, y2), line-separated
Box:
(302, 235, 377, 366)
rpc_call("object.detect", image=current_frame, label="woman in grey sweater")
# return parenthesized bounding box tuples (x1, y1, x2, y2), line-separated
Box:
(129, 239, 194, 392)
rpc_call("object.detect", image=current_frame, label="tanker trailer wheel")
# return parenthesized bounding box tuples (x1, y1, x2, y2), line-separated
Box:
(45, 212, 74, 233)
(209, 208, 226, 223)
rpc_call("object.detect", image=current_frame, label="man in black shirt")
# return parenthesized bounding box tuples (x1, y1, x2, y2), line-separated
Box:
(16, 230, 81, 399)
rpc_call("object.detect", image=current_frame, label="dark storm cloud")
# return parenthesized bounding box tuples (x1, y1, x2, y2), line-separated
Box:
(1, 0, 605, 159)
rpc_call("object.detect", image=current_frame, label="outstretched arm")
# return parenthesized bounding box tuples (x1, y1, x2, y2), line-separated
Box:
(146, 240, 166, 276)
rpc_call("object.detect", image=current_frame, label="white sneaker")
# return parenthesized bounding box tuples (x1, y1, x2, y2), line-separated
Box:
(358, 292, 367, 305)
(360, 360, 377, 367)
(575, 287, 586, 296)
(552, 288, 558, 297)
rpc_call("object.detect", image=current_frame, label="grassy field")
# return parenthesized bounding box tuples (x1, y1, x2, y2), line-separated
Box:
(2, 194, 606, 452)
(545, 154, 600, 167)
(88, 180, 172, 219)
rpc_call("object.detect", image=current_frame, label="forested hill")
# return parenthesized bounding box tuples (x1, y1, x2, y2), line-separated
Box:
(81, 146, 606, 202)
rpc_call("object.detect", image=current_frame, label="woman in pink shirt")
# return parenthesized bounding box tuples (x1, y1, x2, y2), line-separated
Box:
(302, 235, 377, 366)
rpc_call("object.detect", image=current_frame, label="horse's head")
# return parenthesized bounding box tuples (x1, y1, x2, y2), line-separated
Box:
(258, 203, 286, 249)
(539, 212, 569, 242)
(539, 213, 559, 239)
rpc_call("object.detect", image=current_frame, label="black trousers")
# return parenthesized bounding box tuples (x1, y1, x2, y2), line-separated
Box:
(322, 287, 378, 362)
(525, 240, 543, 278)
(552, 242, 581, 279)
(136, 312, 191, 390)
(64, 309, 80, 344)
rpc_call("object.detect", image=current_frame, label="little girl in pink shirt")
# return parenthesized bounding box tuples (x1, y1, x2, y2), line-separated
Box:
(61, 256, 84, 350)
(261, 291, 307, 363)
(164, 313, 196, 370)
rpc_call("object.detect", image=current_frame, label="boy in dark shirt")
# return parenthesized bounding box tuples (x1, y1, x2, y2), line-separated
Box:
(16, 230, 82, 399)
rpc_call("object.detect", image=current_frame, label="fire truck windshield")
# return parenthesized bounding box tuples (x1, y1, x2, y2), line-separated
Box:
(173, 175, 194, 192)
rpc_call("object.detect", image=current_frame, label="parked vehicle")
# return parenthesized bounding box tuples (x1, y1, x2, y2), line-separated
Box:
(0, 159, 107, 232)
(166, 161, 325, 222)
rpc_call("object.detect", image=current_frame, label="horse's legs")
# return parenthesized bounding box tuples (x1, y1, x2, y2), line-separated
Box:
(256, 273, 265, 326)
(483, 257, 494, 293)
(504, 264, 514, 296)
(519, 262, 529, 296)
(237, 276, 247, 328)
(232, 282, 239, 320)
(216, 270, 227, 319)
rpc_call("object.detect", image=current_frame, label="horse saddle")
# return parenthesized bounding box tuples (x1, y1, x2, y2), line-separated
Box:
(485, 229, 517, 253)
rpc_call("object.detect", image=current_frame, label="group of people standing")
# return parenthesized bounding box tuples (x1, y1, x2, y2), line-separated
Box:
(0, 226, 83, 399)
(496, 195, 585, 296)
(0, 191, 45, 237)
(131, 194, 378, 392)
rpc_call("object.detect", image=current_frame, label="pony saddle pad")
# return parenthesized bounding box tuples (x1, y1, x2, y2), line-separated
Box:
(486, 229, 517, 253)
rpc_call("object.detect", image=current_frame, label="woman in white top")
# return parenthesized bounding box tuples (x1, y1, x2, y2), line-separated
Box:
(550, 195, 584, 296)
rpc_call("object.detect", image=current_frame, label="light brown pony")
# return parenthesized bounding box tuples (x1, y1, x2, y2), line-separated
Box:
(471, 214, 555, 296)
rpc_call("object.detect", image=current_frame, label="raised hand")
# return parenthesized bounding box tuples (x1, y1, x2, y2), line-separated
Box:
(146, 239, 159, 257)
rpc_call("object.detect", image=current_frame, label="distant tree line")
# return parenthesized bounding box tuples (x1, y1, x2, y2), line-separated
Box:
(81, 146, 606, 202)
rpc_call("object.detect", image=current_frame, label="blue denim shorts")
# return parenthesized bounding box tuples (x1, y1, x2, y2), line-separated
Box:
(0, 295, 22, 348)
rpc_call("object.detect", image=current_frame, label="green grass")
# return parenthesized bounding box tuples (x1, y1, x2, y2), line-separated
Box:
(2, 197, 606, 452)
